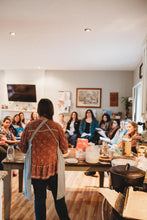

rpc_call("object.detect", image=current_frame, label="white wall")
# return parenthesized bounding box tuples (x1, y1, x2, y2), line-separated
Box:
(45, 70, 133, 121)
(0, 69, 133, 122)
(0, 70, 45, 113)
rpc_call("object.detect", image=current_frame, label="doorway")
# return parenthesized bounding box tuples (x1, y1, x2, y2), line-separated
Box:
(133, 82, 142, 123)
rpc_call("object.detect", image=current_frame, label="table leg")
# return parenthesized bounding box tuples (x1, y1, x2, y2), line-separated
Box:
(99, 171, 104, 187)
(3, 166, 11, 220)
(19, 169, 23, 192)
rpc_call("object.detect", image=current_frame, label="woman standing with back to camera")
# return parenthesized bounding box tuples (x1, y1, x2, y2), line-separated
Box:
(19, 99, 70, 220)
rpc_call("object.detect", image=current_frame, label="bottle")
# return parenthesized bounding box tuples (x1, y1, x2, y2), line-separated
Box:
(102, 141, 109, 157)
(7, 145, 15, 160)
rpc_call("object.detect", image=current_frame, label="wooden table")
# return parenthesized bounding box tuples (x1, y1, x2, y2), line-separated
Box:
(2, 149, 111, 220)
(0, 171, 7, 220)
(65, 148, 111, 187)
(2, 150, 25, 220)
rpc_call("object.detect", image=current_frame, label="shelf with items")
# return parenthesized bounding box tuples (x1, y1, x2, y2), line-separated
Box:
(112, 112, 122, 120)
(0, 109, 36, 121)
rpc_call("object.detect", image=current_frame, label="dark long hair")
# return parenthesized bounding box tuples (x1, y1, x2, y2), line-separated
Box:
(12, 114, 22, 127)
(68, 111, 79, 123)
(3, 116, 11, 123)
(37, 98, 54, 120)
(100, 113, 111, 126)
(85, 109, 95, 120)
(19, 112, 25, 124)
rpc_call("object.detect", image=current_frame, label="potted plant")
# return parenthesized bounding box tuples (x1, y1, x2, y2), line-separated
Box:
(121, 97, 131, 118)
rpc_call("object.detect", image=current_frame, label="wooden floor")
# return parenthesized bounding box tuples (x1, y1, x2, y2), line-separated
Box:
(2, 171, 112, 220)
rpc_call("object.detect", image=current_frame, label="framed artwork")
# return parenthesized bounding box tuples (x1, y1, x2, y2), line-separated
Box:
(76, 88, 102, 108)
(139, 63, 143, 79)
(110, 92, 118, 106)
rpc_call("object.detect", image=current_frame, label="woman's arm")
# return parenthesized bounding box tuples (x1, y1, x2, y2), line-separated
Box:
(18, 125, 29, 153)
(58, 125, 68, 154)
(90, 119, 99, 136)
(131, 134, 141, 147)
(5, 133, 19, 144)
(5, 139, 19, 144)
(115, 133, 128, 149)
(79, 119, 85, 134)
(63, 121, 67, 133)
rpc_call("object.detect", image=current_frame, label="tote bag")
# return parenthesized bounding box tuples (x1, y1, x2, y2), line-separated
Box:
(24, 120, 47, 200)
(45, 123, 65, 200)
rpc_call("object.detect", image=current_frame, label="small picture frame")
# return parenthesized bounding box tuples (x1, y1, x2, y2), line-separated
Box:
(76, 88, 102, 108)
(139, 63, 143, 79)
(110, 92, 118, 107)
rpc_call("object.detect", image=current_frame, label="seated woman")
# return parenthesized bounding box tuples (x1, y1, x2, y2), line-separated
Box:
(79, 109, 98, 176)
(107, 119, 120, 140)
(0, 134, 8, 170)
(98, 119, 120, 145)
(93, 113, 111, 144)
(0, 117, 19, 173)
(110, 120, 128, 145)
(0, 116, 19, 145)
(30, 111, 38, 122)
(19, 112, 26, 128)
(116, 121, 140, 153)
(79, 109, 99, 142)
(12, 114, 24, 137)
(57, 113, 67, 132)
(99, 113, 111, 135)
(7, 116, 17, 136)
(66, 111, 80, 148)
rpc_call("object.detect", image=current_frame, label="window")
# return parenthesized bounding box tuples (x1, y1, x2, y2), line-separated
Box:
(133, 82, 142, 123)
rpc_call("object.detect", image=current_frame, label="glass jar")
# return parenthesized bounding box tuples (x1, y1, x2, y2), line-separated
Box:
(85, 145, 99, 163)
(7, 145, 15, 160)
(78, 149, 85, 162)
(136, 143, 146, 157)
(122, 138, 132, 156)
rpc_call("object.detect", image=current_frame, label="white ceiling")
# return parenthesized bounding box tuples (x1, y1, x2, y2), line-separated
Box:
(0, 0, 147, 70)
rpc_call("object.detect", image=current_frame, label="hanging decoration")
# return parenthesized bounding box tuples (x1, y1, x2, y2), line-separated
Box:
(58, 91, 71, 113)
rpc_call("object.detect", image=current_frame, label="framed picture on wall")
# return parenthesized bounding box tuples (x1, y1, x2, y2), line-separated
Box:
(110, 92, 118, 106)
(76, 88, 102, 108)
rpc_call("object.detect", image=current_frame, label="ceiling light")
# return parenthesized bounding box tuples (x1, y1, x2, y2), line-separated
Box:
(9, 32, 16, 36)
(84, 28, 92, 32)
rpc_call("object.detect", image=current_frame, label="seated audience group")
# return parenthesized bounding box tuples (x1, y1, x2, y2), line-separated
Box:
(59, 110, 140, 176)
(0, 111, 38, 171)
(0, 108, 141, 172)
(58, 110, 140, 155)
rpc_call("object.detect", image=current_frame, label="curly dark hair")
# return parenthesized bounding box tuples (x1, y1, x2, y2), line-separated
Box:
(100, 113, 111, 126)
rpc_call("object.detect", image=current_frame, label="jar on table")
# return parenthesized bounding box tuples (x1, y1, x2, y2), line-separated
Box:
(136, 143, 146, 157)
(78, 149, 85, 162)
(85, 144, 99, 164)
(122, 138, 132, 156)
(7, 145, 15, 161)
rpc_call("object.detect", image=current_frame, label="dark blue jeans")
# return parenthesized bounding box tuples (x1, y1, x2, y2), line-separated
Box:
(32, 174, 70, 220)
(66, 133, 77, 147)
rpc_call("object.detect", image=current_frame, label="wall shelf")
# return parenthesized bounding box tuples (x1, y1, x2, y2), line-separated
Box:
(0, 109, 35, 121)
